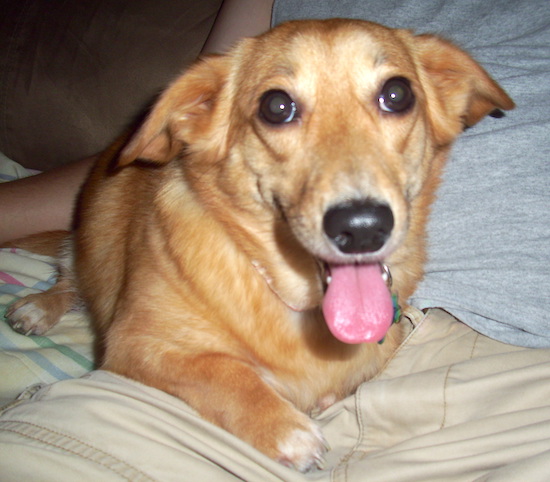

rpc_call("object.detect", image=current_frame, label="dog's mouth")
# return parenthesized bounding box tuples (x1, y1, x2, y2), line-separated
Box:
(265, 197, 399, 344)
(321, 261, 396, 344)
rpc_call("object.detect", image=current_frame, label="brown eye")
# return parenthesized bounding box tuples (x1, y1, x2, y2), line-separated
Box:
(259, 90, 298, 124)
(378, 77, 414, 113)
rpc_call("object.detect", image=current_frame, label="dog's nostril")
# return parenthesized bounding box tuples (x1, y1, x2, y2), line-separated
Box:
(323, 200, 394, 254)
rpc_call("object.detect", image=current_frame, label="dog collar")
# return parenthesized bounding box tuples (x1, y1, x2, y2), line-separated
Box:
(378, 264, 401, 344)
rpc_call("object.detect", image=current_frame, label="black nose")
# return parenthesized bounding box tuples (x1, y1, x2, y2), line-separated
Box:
(323, 200, 394, 254)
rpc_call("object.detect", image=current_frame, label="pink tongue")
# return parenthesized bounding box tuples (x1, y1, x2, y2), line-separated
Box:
(322, 263, 394, 344)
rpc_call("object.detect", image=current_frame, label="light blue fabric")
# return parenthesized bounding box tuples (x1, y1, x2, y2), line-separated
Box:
(272, 0, 550, 347)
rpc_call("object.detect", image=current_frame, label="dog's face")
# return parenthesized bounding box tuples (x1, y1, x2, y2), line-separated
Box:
(230, 22, 433, 266)
(120, 19, 513, 343)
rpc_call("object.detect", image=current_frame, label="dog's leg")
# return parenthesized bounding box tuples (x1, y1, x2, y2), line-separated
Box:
(171, 355, 327, 471)
(5, 234, 79, 336)
(109, 351, 327, 472)
(6, 277, 77, 336)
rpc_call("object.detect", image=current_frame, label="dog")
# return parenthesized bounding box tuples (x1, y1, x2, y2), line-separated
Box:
(4, 19, 513, 471)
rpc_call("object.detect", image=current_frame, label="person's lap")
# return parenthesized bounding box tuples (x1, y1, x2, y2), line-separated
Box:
(2, 308, 549, 481)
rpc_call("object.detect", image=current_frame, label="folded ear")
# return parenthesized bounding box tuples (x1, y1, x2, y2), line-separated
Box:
(118, 54, 232, 166)
(410, 33, 515, 145)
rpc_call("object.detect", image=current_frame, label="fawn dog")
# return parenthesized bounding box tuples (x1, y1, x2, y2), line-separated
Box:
(5, 19, 513, 471)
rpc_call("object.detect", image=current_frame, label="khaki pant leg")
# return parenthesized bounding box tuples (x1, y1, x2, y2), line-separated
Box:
(1, 309, 549, 481)
(0, 371, 303, 482)
(318, 308, 550, 481)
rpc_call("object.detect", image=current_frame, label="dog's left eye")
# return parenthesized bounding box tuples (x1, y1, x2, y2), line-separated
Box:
(378, 77, 415, 113)
(259, 90, 298, 124)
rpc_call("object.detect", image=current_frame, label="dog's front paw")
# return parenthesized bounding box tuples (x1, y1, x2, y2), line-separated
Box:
(6, 295, 61, 335)
(275, 420, 327, 472)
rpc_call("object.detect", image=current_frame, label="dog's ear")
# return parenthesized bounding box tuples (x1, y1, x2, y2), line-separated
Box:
(118, 54, 232, 166)
(410, 34, 515, 145)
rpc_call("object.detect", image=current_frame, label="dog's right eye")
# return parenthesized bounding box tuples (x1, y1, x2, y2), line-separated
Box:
(259, 90, 298, 125)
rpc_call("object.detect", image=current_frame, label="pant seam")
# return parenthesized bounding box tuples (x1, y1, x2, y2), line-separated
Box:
(439, 365, 453, 430)
(470, 332, 480, 359)
(0, 420, 155, 481)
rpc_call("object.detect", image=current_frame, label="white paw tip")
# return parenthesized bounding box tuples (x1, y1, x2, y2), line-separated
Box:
(276, 425, 327, 472)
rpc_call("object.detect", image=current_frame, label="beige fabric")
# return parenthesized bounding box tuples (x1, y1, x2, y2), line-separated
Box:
(324, 309, 550, 481)
(1, 308, 549, 481)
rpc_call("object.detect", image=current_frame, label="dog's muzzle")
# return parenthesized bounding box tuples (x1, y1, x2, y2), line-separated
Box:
(318, 199, 397, 344)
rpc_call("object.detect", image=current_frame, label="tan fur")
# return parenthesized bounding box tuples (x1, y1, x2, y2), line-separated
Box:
(4, 20, 513, 471)
(3, 230, 69, 257)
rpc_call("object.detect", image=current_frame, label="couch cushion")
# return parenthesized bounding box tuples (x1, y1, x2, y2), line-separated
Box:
(0, 0, 222, 170)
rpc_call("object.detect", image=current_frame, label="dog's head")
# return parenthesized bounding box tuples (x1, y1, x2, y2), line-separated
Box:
(119, 19, 513, 343)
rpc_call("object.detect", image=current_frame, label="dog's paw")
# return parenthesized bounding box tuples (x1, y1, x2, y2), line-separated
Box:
(5, 295, 60, 336)
(275, 421, 327, 472)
